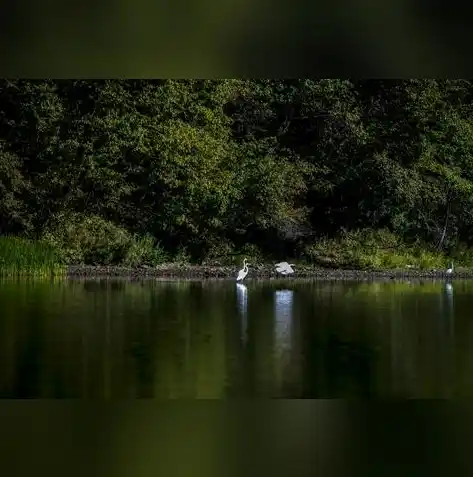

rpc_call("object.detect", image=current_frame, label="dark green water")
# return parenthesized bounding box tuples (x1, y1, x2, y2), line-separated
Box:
(0, 278, 469, 398)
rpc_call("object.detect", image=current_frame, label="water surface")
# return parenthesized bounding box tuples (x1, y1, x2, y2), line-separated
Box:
(0, 278, 469, 398)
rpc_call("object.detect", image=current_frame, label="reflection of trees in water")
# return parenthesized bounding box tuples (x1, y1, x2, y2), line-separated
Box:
(0, 281, 59, 397)
(296, 282, 380, 398)
(0, 280, 231, 398)
(297, 280, 464, 398)
(138, 282, 228, 398)
(384, 284, 457, 398)
(324, 334, 377, 398)
(2, 279, 473, 398)
(376, 281, 473, 398)
(233, 286, 302, 398)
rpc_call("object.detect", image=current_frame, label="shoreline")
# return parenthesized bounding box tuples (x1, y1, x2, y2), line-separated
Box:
(65, 264, 471, 280)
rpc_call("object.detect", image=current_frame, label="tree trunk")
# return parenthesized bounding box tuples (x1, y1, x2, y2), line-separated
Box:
(436, 189, 451, 251)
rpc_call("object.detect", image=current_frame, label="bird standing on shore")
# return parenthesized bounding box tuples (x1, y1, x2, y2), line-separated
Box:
(275, 262, 295, 275)
(236, 258, 249, 281)
(446, 262, 454, 274)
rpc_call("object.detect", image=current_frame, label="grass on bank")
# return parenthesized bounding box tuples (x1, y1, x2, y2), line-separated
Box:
(2, 224, 472, 273)
(0, 236, 66, 276)
(303, 229, 464, 270)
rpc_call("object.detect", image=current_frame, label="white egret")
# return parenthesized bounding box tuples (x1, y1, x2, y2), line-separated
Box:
(275, 261, 295, 275)
(446, 262, 454, 274)
(236, 258, 249, 281)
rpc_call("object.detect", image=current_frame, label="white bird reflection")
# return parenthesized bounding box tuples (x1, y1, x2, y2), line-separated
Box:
(236, 283, 248, 343)
(442, 281, 456, 397)
(444, 282, 454, 337)
(445, 282, 453, 296)
(274, 290, 294, 354)
(274, 290, 294, 393)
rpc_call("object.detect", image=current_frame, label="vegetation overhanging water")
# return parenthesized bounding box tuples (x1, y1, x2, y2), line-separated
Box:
(2, 80, 473, 276)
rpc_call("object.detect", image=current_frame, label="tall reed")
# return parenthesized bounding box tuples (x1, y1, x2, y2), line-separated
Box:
(0, 236, 66, 276)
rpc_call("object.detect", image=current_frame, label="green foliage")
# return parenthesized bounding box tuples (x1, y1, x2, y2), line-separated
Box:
(3, 79, 473, 267)
(42, 212, 166, 266)
(172, 246, 192, 265)
(0, 236, 65, 276)
(0, 142, 31, 234)
(304, 229, 448, 270)
(42, 213, 127, 264)
(201, 240, 236, 265)
(122, 234, 168, 267)
(237, 243, 265, 265)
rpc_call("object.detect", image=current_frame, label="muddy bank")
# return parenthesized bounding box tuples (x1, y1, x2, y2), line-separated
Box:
(67, 264, 472, 280)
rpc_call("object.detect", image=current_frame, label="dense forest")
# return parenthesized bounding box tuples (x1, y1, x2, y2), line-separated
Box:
(1, 79, 473, 268)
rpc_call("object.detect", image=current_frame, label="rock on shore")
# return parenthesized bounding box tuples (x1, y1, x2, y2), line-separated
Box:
(66, 264, 472, 280)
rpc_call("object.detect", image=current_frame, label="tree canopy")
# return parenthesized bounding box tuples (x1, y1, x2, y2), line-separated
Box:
(1, 79, 473, 262)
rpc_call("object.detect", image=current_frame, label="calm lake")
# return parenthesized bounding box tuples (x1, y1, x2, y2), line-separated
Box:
(0, 277, 469, 398)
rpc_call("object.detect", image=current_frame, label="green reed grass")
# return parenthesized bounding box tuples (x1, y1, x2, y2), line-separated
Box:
(304, 228, 463, 270)
(0, 236, 66, 276)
